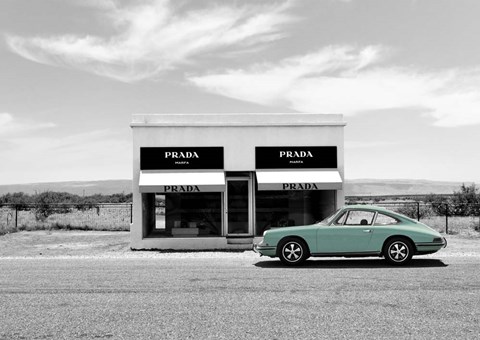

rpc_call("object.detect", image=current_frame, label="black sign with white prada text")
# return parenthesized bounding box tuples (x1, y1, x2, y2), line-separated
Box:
(140, 147, 224, 170)
(256, 146, 337, 169)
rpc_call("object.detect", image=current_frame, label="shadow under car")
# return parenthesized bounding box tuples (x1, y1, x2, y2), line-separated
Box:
(254, 258, 448, 269)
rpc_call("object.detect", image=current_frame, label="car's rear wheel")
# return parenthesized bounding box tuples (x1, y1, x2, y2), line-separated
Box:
(384, 238, 413, 265)
(278, 238, 309, 266)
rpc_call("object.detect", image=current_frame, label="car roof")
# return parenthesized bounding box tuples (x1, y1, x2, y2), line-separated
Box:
(342, 204, 416, 222)
(343, 204, 391, 211)
(343, 204, 402, 215)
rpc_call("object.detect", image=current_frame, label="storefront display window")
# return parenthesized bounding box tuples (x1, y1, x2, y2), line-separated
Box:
(255, 190, 336, 236)
(153, 193, 222, 237)
(155, 195, 166, 231)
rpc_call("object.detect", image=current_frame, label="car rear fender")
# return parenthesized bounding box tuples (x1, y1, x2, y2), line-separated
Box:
(382, 235, 417, 254)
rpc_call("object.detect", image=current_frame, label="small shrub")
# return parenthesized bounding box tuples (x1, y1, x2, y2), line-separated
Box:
(34, 192, 70, 221)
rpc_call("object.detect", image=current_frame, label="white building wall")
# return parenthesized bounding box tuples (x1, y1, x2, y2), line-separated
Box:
(131, 113, 345, 250)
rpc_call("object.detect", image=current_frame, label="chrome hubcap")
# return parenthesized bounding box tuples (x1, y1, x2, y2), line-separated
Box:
(283, 242, 302, 262)
(389, 242, 408, 262)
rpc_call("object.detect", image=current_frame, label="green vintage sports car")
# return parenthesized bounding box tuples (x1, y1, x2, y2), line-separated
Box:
(253, 205, 447, 266)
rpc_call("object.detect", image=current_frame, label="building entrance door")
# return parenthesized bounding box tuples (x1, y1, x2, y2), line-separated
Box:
(225, 177, 252, 236)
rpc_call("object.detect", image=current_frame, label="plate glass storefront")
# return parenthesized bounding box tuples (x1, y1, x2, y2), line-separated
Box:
(153, 193, 222, 237)
(255, 190, 336, 236)
(145, 176, 336, 238)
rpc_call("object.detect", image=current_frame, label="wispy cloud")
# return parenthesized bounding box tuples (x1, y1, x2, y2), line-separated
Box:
(5, 0, 296, 82)
(189, 45, 480, 127)
(0, 113, 56, 136)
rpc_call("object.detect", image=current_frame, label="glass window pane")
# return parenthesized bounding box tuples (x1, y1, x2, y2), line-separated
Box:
(375, 213, 399, 225)
(155, 195, 165, 230)
(162, 192, 222, 237)
(227, 181, 249, 234)
(345, 210, 375, 225)
(255, 190, 336, 236)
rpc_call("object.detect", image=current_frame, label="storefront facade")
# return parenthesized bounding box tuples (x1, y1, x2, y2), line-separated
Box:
(131, 113, 345, 250)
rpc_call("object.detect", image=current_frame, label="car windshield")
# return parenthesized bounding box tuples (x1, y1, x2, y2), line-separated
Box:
(317, 209, 341, 225)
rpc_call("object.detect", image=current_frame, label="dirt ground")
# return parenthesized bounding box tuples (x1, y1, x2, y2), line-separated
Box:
(0, 230, 479, 258)
(0, 230, 131, 257)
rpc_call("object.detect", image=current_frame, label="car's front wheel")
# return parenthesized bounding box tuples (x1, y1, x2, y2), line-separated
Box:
(278, 238, 309, 266)
(384, 238, 413, 265)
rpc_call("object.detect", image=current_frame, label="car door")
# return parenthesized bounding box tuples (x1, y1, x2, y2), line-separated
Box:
(316, 209, 376, 253)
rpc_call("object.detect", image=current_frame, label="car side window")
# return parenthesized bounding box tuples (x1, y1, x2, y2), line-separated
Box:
(334, 212, 347, 225)
(344, 210, 375, 225)
(375, 213, 399, 225)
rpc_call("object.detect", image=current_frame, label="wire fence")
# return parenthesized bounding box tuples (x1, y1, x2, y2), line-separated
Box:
(347, 201, 480, 236)
(2, 201, 480, 237)
(0, 203, 132, 235)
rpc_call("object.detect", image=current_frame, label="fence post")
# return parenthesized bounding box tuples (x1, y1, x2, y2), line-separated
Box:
(477, 209, 480, 231)
(477, 207, 480, 231)
(130, 203, 133, 224)
(416, 202, 420, 221)
(445, 203, 449, 235)
(15, 205, 18, 230)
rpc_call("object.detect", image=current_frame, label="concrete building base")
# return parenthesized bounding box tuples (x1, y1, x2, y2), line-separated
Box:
(130, 237, 264, 251)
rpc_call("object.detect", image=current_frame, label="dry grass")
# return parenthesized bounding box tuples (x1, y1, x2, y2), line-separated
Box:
(0, 206, 130, 235)
(421, 215, 480, 237)
(0, 207, 16, 235)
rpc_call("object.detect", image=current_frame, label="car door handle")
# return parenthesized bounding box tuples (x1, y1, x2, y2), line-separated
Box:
(363, 229, 372, 233)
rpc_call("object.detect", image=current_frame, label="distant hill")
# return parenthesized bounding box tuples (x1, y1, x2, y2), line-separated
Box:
(0, 180, 132, 196)
(0, 178, 473, 196)
(344, 179, 473, 196)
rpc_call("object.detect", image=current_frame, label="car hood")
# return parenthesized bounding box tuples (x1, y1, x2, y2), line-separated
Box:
(266, 224, 316, 235)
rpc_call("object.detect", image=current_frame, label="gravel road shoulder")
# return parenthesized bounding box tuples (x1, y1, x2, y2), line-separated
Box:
(1, 230, 479, 260)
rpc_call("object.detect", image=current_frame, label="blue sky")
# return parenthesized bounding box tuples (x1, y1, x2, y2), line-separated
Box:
(1, 0, 479, 184)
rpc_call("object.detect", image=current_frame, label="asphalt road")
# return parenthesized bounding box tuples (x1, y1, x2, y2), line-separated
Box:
(1, 254, 480, 340)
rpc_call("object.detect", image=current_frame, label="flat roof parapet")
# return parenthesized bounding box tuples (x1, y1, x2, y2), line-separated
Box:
(131, 113, 346, 127)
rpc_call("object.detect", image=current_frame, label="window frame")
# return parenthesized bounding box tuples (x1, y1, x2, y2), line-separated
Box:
(344, 210, 376, 226)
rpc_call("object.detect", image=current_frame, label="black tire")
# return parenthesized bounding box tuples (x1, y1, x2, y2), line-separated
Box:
(278, 238, 309, 266)
(383, 238, 413, 265)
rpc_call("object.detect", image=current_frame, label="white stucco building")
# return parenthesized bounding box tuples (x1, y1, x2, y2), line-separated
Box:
(130, 113, 346, 250)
